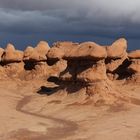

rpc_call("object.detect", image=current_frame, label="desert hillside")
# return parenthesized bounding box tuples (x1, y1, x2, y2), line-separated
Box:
(0, 38, 140, 140)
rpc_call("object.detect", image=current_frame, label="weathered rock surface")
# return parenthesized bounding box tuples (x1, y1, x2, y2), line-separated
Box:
(0, 38, 140, 104)
(106, 39, 128, 80)
(24, 41, 50, 61)
(106, 54, 128, 73)
(128, 50, 140, 59)
(47, 41, 107, 60)
(0, 48, 4, 61)
(128, 59, 140, 73)
(77, 60, 107, 83)
(106, 38, 127, 59)
(2, 44, 23, 62)
(128, 52, 140, 82)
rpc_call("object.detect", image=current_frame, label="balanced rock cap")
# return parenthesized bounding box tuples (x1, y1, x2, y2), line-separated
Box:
(47, 41, 107, 60)
(73, 42, 107, 59)
(47, 41, 76, 60)
(47, 47, 65, 60)
(106, 38, 127, 59)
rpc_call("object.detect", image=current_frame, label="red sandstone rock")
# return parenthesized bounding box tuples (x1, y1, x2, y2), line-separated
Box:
(2, 44, 23, 62)
(106, 38, 127, 59)
(0, 48, 4, 61)
(128, 59, 140, 73)
(128, 50, 140, 59)
(24, 41, 50, 61)
(47, 41, 107, 60)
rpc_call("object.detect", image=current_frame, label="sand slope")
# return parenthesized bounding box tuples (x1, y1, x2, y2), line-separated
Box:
(0, 80, 140, 140)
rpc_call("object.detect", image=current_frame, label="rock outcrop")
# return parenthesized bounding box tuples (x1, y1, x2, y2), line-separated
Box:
(2, 44, 23, 63)
(47, 41, 118, 104)
(0, 38, 139, 104)
(106, 38, 129, 80)
(24, 41, 50, 61)
(0, 48, 4, 61)
(106, 38, 127, 59)
(128, 50, 140, 82)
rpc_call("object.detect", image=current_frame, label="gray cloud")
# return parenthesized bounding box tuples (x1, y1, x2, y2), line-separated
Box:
(0, 0, 140, 49)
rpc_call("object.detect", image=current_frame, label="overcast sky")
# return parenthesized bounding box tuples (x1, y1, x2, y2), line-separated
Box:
(0, 0, 140, 50)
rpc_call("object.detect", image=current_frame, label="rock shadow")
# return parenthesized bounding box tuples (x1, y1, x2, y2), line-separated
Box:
(37, 86, 61, 96)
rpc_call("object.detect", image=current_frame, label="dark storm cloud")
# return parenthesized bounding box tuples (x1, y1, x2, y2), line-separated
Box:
(0, 0, 140, 49)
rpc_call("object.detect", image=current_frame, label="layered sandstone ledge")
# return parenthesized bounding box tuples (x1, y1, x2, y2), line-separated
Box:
(0, 38, 139, 104)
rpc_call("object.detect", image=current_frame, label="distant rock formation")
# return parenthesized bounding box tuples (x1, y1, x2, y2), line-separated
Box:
(0, 38, 139, 104)
(47, 40, 123, 104)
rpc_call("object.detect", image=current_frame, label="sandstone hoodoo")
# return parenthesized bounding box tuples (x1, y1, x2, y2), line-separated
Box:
(47, 41, 119, 104)
(2, 43, 23, 63)
(23, 41, 51, 80)
(24, 41, 50, 61)
(0, 44, 24, 79)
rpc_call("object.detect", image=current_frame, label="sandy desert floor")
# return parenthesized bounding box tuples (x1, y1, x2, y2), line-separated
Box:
(0, 79, 140, 140)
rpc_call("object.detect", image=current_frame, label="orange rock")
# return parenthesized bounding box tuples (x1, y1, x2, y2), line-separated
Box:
(47, 41, 107, 60)
(0, 48, 4, 61)
(77, 60, 107, 82)
(2, 44, 23, 62)
(24, 41, 50, 61)
(65, 42, 107, 59)
(128, 50, 140, 59)
(107, 38, 127, 59)
(128, 59, 140, 73)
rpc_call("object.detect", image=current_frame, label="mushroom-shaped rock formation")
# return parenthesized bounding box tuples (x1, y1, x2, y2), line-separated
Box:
(24, 41, 50, 61)
(47, 41, 107, 60)
(2, 44, 23, 63)
(48, 41, 119, 105)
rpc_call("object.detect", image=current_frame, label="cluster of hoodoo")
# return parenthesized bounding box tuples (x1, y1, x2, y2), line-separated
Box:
(0, 41, 68, 80)
(0, 38, 140, 103)
(0, 44, 24, 78)
(0, 41, 50, 80)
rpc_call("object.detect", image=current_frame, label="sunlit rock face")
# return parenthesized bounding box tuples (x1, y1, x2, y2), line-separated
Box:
(0, 38, 139, 104)
(106, 38, 130, 80)
(128, 50, 140, 82)
(47, 40, 119, 104)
